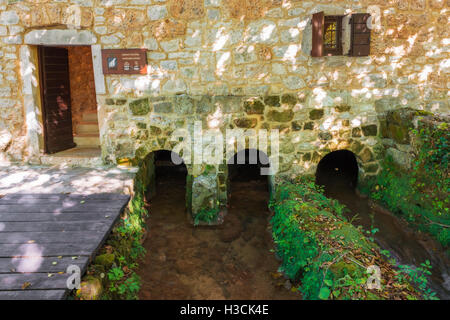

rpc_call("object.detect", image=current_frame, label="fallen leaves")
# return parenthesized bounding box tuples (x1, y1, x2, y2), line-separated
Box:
(21, 282, 31, 290)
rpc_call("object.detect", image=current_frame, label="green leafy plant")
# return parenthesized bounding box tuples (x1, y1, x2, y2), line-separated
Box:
(194, 207, 219, 225)
(270, 178, 422, 300)
(396, 260, 437, 300)
(361, 120, 450, 251)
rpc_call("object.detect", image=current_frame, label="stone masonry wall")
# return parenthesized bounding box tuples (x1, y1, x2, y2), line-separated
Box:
(0, 0, 449, 214)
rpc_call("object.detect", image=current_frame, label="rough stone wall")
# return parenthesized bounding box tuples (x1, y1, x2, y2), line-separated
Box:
(379, 108, 450, 169)
(67, 46, 97, 133)
(0, 0, 449, 212)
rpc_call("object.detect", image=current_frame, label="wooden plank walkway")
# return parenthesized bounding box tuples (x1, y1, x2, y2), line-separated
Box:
(0, 193, 130, 300)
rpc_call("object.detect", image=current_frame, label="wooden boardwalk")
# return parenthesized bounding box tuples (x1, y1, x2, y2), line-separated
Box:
(0, 193, 130, 300)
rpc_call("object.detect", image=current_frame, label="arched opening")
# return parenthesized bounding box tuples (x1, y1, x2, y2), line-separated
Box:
(153, 150, 187, 183)
(144, 150, 187, 209)
(224, 148, 272, 236)
(315, 150, 358, 194)
(228, 148, 271, 183)
(137, 148, 299, 300)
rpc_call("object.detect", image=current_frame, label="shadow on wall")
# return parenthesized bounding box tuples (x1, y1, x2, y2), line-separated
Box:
(315, 150, 358, 191)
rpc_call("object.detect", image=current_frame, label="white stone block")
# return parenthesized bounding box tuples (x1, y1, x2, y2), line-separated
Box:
(147, 5, 168, 21)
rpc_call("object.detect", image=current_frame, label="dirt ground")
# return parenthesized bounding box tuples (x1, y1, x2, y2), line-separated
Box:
(137, 174, 300, 300)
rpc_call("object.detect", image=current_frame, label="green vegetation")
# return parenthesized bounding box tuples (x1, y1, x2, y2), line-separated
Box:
(360, 121, 450, 253)
(270, 178, 428, 300)
(194, 207, 220, 226)
(75, 164, 150, 300)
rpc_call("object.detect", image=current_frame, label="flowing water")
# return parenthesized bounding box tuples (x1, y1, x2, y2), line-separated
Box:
(319, 174, 450, 299)
(137, 168, 299, 300)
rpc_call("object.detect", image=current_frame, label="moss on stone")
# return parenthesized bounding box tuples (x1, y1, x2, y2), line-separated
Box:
(291, 121, 302, 131)
(334, 105, 351, 112)
(129, 98, 150, 116)
(267, 109, 294, 122)
(94, 253, 116, 267)
(264, 95, 280, 107)
(303, 121, 314, 130)
(352, 127, 362, 137)
(362, 125, 378, 136)
(149, 126, 162, 135)
(309, 109, 324, 120)
(318, 131, 332, 141)
(281, 94, 297, 106)
(244, 99, 265, 114)
(234, 118, 257, 128)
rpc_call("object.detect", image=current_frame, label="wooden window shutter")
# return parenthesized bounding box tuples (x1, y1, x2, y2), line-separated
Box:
(350, 13, 371, 56)
(311, 11, 324, 57)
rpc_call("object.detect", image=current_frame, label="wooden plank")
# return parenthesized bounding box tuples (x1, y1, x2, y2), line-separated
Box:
(1, 193, 130, 202)
(0, 290, 67, 300)
(0, 231, 105, 244)
(0, 242, 98, 257)
(0, 203, 125, 213)
(0, 197, 129, 205)
(0, 221, 110, 232)
(0, 212, 118, 222)
(0, 273, 70, 290)
(0, 192, 130, 299)
(0, 256, 89, 273)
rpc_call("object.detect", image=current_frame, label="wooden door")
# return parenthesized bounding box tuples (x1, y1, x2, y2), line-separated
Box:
(39, 46, 75, 154)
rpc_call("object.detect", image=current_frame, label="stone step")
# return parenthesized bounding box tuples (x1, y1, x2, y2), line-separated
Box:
(82, 111, 98, 122)
(74, 134, 100, 147)
(76, 122, 99, 135)
(40, 147, 102, 167)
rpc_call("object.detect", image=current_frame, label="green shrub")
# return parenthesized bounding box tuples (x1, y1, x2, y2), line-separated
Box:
(271, 178, 425, 300)
(361, 121, 450, 251)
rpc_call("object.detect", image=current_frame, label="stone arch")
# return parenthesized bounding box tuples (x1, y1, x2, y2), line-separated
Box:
(139, 148, 190, 209)
(226, 148, 275, 196)
(315, 149, 359, 190)
(312, 136, 381, 180)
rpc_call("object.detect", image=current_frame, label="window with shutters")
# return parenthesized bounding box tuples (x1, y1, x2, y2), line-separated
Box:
(311, 12, 371, 58)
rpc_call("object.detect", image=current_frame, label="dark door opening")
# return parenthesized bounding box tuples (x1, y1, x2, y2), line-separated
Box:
(39, 46, 75, 154)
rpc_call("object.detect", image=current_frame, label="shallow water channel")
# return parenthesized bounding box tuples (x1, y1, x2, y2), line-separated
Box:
(137, 169, 299, 300)
(322, 177, 450, 299)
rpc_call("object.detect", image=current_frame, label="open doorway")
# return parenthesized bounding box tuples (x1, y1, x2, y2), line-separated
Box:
(38, 45, 99, 156)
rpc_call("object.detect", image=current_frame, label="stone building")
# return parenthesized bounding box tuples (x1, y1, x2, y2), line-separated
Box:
(0, 0, 448, 218)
